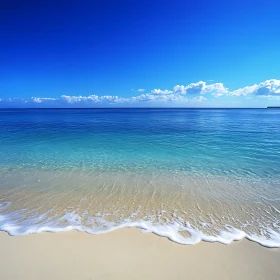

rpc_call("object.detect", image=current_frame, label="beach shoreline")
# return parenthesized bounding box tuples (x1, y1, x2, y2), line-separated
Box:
(1, 228, 280, 280)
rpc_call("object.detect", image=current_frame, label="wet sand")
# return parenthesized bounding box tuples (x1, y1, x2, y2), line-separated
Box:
(0, 228, 280, 280)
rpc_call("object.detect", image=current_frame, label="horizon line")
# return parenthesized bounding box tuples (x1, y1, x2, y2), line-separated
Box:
(0, 107, 271, 109)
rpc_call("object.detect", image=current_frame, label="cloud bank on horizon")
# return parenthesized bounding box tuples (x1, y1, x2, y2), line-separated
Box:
(1, 79, 280, 108)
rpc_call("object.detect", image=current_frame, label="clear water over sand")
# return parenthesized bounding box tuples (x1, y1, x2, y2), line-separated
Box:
(0, 108, 280, 246)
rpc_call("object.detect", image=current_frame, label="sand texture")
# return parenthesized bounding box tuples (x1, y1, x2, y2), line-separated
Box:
(0, 228, 280, 280)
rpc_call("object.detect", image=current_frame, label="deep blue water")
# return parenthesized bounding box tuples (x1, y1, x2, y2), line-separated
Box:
(1, 108, 280, 179)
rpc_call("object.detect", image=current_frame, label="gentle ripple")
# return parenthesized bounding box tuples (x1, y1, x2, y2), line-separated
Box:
(0, 108, 280, 246)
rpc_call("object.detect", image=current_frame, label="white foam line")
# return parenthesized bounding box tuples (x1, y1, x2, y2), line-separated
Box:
(0, 209, 280, 248)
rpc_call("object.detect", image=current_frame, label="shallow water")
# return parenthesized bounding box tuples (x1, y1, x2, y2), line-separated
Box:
(0, 108, 280, 246)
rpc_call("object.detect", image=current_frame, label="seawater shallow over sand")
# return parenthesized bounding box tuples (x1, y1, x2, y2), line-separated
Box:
(1, 169, 280, 247)
(0, 108, 280, 247)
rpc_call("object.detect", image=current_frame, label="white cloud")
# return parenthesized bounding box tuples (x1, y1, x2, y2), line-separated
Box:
(32, 97, 57, 103)
(184, 81, 206, 94)
(137, 88, 145, 92)
(150, 89, 173, 95)
(33, 98, 43, 103)
(173, 85, 188, 94)
(230, 79, 280, 96)
(230, 85, 258, 96)
(1, 79, 279, 108)
(61, 95, 99, 103)
(136, 81, 229, 97)
(204, 83, 229, 95)
(172, 81, 228, 96)
(61, 94, 129, 104)
(213, 92, 224, 98)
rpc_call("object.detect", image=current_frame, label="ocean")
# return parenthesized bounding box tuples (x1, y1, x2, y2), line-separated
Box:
(0, 108, 280, 246)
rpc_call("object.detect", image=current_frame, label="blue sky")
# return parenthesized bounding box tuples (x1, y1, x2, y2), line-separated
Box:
(1, 0, 280, 107)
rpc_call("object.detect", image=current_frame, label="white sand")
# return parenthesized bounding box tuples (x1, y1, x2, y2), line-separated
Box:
(0, 228, 280, 280)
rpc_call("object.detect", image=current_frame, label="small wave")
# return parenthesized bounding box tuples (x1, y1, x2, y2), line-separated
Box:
(0, 207, 280, 248)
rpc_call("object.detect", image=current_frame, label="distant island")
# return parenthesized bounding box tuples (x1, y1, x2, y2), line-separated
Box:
(267, 106, 280, 108)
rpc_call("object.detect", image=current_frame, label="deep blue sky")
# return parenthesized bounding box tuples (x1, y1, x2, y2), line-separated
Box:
(1, 0, 280, 107)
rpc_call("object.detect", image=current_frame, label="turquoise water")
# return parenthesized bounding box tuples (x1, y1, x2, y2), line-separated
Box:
(0, 108, 280, 246)
(1, 108, 280, 177)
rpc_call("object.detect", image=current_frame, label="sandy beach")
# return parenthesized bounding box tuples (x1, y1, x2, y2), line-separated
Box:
(0, 228, 279, 280)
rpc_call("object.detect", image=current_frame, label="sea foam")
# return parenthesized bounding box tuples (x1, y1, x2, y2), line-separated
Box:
(0, 203, 280, 248)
